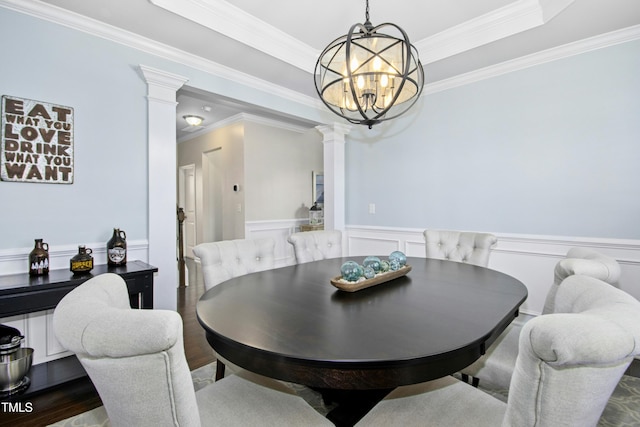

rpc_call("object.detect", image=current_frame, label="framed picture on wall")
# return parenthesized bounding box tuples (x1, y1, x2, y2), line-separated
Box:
(1, 95, 74, 184)
(312, 171, 324, 206)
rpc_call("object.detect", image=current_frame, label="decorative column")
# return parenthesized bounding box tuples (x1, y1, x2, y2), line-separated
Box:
(139, 65, 188, 310)
(316, 123, 351, 233)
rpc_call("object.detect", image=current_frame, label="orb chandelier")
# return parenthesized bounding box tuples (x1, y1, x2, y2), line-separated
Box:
(314, 0, 424, 129)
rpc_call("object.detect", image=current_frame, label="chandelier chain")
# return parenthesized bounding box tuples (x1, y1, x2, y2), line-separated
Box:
(365, 0, 370, 23)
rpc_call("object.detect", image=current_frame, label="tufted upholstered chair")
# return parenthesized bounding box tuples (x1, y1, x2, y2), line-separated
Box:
(287, 230, 342, 264)
(544, 247, 620, 314)
(423, 230, 497, 267)
(357, 274, 640, 427)
(53, 273, 332, 427)
(193, 238, 275, 291)
(461, 247, 622, 390)
(192, 238, 276, 379)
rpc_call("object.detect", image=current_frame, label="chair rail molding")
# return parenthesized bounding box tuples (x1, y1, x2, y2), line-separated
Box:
(213, 220, 640, 316)
(346, 225, 640, 316)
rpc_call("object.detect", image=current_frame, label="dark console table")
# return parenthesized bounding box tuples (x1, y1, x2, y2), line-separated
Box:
(0, 260, 157, 398)
(0, 260, 157, 316)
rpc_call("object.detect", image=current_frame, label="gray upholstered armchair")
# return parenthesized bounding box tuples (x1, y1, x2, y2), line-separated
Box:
(462, 247, 621, 390)
(193, 238, 276, 291)
(545, 247, 621, 314)
(287, 230, 342, 264)
(52, 273, 332, 427)
(423, 229, 497, 267)
(357, 274, 640, 427)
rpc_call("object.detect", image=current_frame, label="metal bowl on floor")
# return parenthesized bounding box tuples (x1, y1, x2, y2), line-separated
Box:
(0, 347, 33, 392)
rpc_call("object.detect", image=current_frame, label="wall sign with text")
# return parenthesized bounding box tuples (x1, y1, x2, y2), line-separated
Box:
(1, 95, 74, 184)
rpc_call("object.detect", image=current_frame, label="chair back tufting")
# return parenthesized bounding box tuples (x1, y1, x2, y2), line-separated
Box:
(287, 230, 342, 264)
(544, 247, 621, 314)
(423, 229, 497, 267)
(193, 238, 275, 291)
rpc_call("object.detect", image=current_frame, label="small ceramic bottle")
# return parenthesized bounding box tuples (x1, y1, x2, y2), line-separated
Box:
(29, 239, 50, 276)
(70, 245, 94, 274)
(107, 228, 127, 266)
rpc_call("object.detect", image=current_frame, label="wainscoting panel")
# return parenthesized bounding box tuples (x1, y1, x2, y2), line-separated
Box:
(0, 310, 71, 364)
(8, 225, 635, 365)
(242, 222, 640, 316)
(346, 226, 640, 316)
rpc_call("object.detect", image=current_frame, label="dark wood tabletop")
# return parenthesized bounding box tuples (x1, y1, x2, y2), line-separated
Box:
(196, 257, 527, 391)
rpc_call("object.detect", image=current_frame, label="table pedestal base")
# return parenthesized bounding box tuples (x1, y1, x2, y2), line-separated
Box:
(316, 388, 392, 427)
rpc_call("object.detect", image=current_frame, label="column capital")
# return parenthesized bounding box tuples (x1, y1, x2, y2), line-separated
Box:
(139, 64, 189, 103)
(315, 123, 352, 143)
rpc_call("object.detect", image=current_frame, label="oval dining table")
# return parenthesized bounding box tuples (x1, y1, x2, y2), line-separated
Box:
(196, 256, 527, 426)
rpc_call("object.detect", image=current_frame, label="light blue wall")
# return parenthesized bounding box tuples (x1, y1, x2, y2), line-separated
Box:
(346, 40, 640, 239)
(0, 10, 148, 249)
(2, 7, 638, 252)
(0, 8, 326, 251)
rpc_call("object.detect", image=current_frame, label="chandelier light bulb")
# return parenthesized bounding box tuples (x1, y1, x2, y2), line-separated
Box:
(350, 57, 359, 74)
(373, 56, 382, 71)
(380, 74, 389, 88)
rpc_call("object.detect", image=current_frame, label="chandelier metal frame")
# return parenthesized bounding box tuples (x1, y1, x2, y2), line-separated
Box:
(314, 0, 424, 128)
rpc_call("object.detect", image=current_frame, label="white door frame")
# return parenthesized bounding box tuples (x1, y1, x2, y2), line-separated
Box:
(178, 164, 196, 258)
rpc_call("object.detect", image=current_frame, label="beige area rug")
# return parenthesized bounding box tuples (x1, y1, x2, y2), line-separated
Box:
(48, 363, 640, 426)
(47, 362, 334, 427)
(455, 373, 640, 427)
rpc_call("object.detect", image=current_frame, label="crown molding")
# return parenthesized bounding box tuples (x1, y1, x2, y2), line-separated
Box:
(0, 0, 321, 111)
(2, 0, 638, 109)
(416, 0, 574, 64)
(178, 112, 311, 143)
(423, 24, 640, 95)
(240, 113, 312, 134)
(150, 0, 318, 73)
(150, 0, 575, 70)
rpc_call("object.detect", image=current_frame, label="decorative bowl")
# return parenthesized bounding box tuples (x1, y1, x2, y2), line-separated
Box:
(0, 348, 33, 392)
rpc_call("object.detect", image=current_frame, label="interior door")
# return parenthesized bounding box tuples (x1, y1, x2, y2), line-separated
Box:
(179, 164, 197, 258)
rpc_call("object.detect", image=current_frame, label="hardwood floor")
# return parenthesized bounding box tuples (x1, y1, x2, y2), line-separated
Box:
(0, 266, 215, 427)
(176, 263, 218, 372)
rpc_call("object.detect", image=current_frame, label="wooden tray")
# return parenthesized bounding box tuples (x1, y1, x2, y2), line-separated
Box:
(330, 265, 412, 292)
